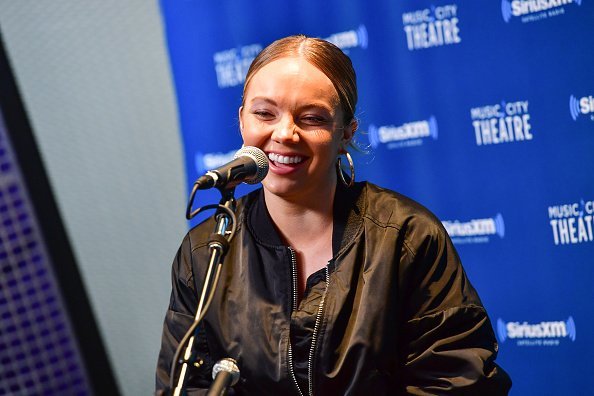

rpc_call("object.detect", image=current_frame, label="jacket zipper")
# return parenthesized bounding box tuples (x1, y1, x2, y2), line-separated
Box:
(287, 247, 304, 396)
(307, 266, 330, 396)
(287, 247, 330, 396)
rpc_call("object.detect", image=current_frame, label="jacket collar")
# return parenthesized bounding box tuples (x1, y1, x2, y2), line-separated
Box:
(245, 182, 365, 258)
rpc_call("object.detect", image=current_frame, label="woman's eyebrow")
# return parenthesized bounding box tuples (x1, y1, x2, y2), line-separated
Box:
(248, 97, 335, 115)
(298, 102, 334, 114)
(248, 97, 277, 106)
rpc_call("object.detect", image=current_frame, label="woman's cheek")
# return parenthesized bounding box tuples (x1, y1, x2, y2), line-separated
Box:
(242, 127, 268, 146)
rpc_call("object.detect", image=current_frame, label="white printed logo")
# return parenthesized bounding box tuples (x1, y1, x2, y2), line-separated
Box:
(368, 116, 438, 149)
(548, 199, 594, 245)
(213, 44, 262, 89)
(194, 149, 236, 175)
(442, 214, 505, 244)
(569, 94, 594, 121)
(470, 100, 533, 146)
(402, 4, 461, 51)
(497, 317, 576, 346)
(501, 0, 583, 23)
(325, 25, 368, 51)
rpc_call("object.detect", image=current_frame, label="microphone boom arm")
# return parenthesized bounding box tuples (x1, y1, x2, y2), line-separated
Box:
(172, 188, 238, 395)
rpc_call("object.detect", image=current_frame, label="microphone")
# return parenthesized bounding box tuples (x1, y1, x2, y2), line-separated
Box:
(206, 358, 240, 396)
(196, 146, 269, 190)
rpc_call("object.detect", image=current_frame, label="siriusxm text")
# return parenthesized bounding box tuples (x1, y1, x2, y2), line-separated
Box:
(196, 150, 236, 174)
(576, 96, 594, 116)
(511, 0, 574, 17)
(443, 218, 496, 237)
(506, 321, 567, 339)
(578, 96, 594, 113)
(325, 25, 368, 50)
(377, 121, 430, 143)
(502, 0, 580, 23)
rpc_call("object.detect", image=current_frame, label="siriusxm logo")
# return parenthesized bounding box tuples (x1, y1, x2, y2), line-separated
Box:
(548, 199, 594, 245)
(402, 4, 461, 51)
(213, 43, 262, 88)
(368, 116, 438, 149)
(194, 149, 236, 175)
(442, 213, 505, 244)
(497, 317, 576, 346)
(470, 100, 533, 146)
(325, 25, 368, 51)
(569, 94, 594, 121)
(501, 0, 582, 23)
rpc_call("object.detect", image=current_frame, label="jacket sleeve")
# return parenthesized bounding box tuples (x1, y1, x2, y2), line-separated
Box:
(398, 221, 512, 395)
(155, 233, 214, 395)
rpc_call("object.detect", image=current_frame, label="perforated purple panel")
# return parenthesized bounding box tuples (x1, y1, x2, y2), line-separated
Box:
(0, 114, 91, 395)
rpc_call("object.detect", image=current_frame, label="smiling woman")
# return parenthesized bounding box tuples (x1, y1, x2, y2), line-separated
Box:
(239, 55, 354, 294)
(240, 56, 353, 209)
(156, 35, 511, 395)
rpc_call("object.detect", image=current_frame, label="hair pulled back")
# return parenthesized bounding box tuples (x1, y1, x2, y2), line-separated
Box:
(242, 35, 358, 126)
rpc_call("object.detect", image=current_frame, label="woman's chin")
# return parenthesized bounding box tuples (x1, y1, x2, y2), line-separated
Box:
(261, 178, 302, 198)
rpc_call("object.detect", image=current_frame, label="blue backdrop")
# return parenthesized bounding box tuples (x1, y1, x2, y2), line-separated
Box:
(159, 1, 594, 394)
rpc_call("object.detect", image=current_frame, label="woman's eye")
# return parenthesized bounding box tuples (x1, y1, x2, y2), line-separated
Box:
(301, 115, 326, 125)
(253, 110, 274, 120)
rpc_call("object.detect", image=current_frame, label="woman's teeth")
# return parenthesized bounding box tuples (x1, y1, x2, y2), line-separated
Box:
(268, 153, 303, 164)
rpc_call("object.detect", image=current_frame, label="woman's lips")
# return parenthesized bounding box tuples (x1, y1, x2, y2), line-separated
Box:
(267, 152, 308, 175)
(268, 152, 304, 164)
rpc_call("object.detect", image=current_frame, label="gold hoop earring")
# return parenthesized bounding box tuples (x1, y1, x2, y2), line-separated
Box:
(336, 152, 355, 188)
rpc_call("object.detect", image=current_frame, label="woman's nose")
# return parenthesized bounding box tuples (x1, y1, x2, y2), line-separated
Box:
(271, 117, 299, 143)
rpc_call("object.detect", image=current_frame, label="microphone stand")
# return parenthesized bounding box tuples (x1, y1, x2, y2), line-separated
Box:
(171, 187, 238, 396)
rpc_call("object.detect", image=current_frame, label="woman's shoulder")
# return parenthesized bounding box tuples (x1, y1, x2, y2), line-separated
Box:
(360, 181, 458, 267)
(361, 181, 445, 233)
(358, 181, 455, 259)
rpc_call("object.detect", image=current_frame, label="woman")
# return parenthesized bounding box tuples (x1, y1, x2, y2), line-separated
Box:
(156, 35, 511, 395)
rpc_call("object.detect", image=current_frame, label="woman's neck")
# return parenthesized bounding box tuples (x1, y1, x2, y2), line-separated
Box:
(263, 184, 336, 297)
(263, 183, 336, 249)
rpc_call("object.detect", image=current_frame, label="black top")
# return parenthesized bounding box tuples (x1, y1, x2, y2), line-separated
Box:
(157, 182, 511, 395)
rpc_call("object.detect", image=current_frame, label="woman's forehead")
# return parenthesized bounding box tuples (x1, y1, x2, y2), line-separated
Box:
(245, 57, 339, 104)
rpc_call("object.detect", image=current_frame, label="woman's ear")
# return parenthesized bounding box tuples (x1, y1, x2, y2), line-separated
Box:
(238, 106, 244, 136)
(341, 118, 358, 152)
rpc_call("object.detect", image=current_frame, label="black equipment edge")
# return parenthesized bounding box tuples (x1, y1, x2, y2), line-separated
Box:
(0, 30, 121, 395)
